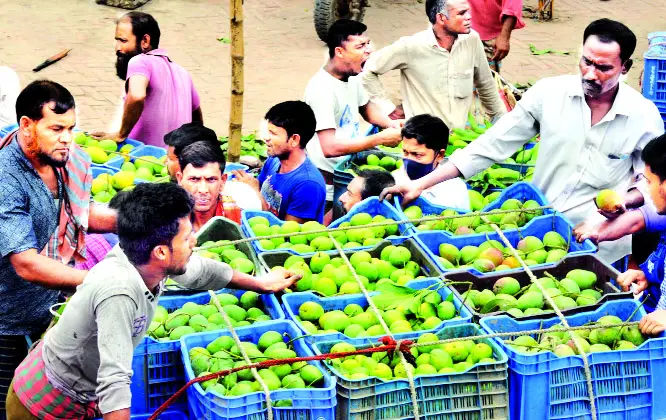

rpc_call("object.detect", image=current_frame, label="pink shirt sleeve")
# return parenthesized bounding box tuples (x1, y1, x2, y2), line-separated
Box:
(501, 0, 525, 30)
(191, 80, 200, 110)
(126, 55, 152, 81)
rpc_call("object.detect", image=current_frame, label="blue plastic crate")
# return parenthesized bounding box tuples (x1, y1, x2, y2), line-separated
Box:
(480, 300, 666, 420)
(416, 213, 597, 276)
(95, 409, 188, 420)
(394, 195, 471, 236)
(643, 43, 666, 102)
(313, 323, 509, 420)
(131, 290, 284, 415)
(259, 237, 443, 281)
(282, 278, 472, 344)
(242, 198, 412, 256)
(481, 181, 551, 213)
(92, 166, 118, 179)
(107, 144, 165, 170)
(89, 138, 144, 169)
(180, 320, 336, 420)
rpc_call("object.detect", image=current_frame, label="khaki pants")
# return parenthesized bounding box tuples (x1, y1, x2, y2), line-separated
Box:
(5, 380, 37, 420)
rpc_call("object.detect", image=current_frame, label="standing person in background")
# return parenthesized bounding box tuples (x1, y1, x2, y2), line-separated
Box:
(381, 19, 665, 265)
(304, 19, 403, 204)
(233, 101, 327, 223)
(360, 0, 505, 128)
(92, 12, 202, 148)
(468, 0, 525, 72)
(0, 67, 20, 128)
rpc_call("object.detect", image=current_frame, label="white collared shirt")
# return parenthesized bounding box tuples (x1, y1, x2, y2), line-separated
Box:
(449, 74, 665, 263)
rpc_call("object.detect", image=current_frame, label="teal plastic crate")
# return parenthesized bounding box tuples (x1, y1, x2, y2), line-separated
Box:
(480, 299, 666, 420)
(107, 144, 166, 171)
(179, 320, 336, 420)
(313, 323, 509, 420)
(131, 290, 284, 415)
(282, 278, 473, 344)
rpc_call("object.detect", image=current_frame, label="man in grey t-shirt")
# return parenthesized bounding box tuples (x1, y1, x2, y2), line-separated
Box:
(6, 183, 300, 420)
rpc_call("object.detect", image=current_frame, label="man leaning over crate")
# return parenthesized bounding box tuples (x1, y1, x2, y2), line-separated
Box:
(5, 183, 300, 420)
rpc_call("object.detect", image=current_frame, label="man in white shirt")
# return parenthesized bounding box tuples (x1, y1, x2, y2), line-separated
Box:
(393, 114, 469, 210)
(0, 67, 20, 128)
(304, 19, 403, 202)
(360, 0, 506, 128)
(382, 18, 665, 264)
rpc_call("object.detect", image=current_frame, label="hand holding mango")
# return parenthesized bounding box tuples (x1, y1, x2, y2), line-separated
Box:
(595, 189, 625, 217)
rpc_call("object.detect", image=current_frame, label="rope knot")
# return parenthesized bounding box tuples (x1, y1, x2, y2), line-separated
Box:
(379, 336, 416, 365)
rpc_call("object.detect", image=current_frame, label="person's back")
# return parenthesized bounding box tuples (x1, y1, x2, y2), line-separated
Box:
(127, 52, 198, 147)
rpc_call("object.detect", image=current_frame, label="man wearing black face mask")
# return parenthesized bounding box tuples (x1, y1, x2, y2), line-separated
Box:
(392, 114, 470, 210)
(91, 12, 203, 148)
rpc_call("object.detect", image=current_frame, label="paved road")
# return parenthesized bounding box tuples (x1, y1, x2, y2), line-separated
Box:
(0, 0, 662, 136)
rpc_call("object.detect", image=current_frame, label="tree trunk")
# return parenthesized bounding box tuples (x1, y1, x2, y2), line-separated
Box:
(227, 0, 244, 163)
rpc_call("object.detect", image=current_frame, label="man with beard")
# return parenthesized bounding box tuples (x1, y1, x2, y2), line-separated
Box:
(381, 19, 665, 265)
(0, 80, 117, 417)
(304, 19, 403, 204)
(336, 169, 396, 219)
(233, 101, 327, 223)
(360, 0, 505, 128)
(6, 183, 300, 420)
(93, 12, 202, 148)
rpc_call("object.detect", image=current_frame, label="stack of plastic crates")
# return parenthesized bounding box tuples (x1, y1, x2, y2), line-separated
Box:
(643, 31, 666, 126)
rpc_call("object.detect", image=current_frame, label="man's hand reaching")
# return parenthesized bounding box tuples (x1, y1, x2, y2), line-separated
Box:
(259, 267, 302, 293)
(379, 179, 424, 205)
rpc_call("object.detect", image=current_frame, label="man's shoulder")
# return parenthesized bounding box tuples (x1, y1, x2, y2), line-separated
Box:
(619, 82, 661, 113)
(294, 158, 327, 187)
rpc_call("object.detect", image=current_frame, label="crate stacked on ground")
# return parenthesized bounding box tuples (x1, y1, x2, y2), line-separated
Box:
(282, 278, 473, 345)
(643, 31, 666, 126)
(480, 300, 666, 419)
(179, 320, 336, 420)
(313, 323, 509, 420)
(258, 237, 442, 295)
(397, 182, 552, 235)
(442, 254, 630, 321)
(163, 216, 263, 294)
(131, 290, 284, 415)
(242, 197, 412, 256)
(415, 212, 597, 276)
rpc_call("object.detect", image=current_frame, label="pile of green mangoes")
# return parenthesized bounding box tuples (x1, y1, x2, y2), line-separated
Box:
(506, 143, 539, 165)
(460, 269, 603, 316)
(188, 330, 325, 399)
(436, 232, 570, 272)
(75, 132, 134, 165)
(405, 198, 543, 234)
(195, 240, 256, 274)
(357, 153, 402, 172)
(91, 172, 135, 203)
(327, 336, 498, 380)
(278, 245, 426, 296)
(506, 315, 647, 356)
(293, 288, 458, 338)
(247, 213, 400, 252)
(147, 292, 271, 341)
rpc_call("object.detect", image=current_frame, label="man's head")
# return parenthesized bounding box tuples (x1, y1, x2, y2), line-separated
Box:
(426, 0, 471, 35)
(164, 123, 219, 181)
(263, 101, 316, 160)
(642, 134, 666, 214)
(15, 80, 76, 168)
(340, 169, 396, 213)
(580, 19, 636, 98)
(400, 114, 449, 180)
(117, 182, 194, 275)
(326, 19, 372, 77)
(115, 12, 160, 80)
(176, 141, 227, 216)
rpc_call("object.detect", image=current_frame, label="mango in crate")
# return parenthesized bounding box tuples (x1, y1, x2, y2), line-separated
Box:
(197, 240, 255, 274)
(188, 330, 326, 396)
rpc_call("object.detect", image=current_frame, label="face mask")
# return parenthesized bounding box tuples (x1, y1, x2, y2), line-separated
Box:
(403, 158, 436, 180)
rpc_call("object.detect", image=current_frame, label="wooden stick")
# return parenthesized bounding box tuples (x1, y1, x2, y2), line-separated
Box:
(227, 0, 244, 163)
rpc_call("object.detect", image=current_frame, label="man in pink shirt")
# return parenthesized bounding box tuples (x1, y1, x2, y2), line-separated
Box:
(468, 0, 525, 72)
(93, 12, 202, 148)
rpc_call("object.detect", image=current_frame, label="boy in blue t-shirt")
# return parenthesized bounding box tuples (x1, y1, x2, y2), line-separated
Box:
(233, 101, 326, 223)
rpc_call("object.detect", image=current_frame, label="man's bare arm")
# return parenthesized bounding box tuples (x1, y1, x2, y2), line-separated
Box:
(10, 249, 86, 290)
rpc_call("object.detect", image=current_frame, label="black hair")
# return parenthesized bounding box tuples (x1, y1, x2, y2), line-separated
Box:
(642, 134, 666, 183)
(357, 169, 395, 199)
(178, 140, 226, 174)
(117, 183, 193, 266)
(583, 19, 636, 63)
(120, 11, 161, 49)
(425, 0, 448, 24)
(15, 80, 75, 123)
(164, 123, 218, 157)
(109, 190, 130, 211)
(265, 101, 316, 149)
(401, 114, 450, 151)
(326, 19, 367, 58)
